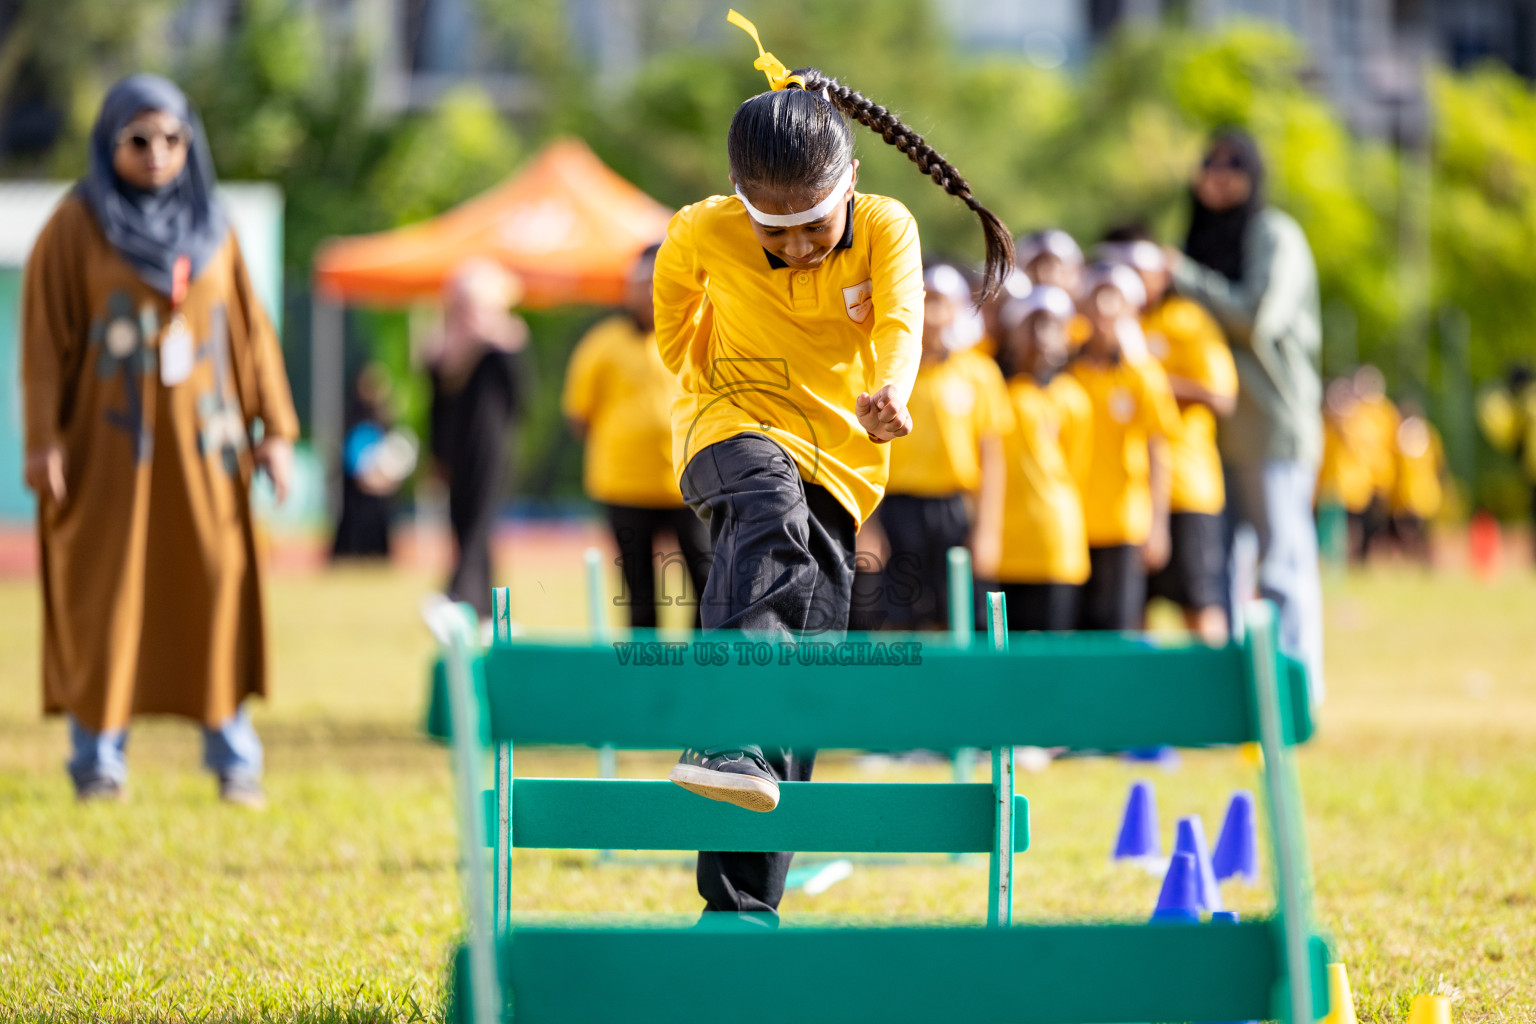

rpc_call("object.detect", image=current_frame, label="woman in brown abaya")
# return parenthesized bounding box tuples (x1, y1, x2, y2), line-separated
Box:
(22, 75, 298, 806)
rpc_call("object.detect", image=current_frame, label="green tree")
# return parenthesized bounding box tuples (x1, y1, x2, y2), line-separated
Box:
(0, 0, 175, 175)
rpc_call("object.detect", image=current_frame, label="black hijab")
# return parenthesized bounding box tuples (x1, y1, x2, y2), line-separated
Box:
(76, 74, 227, 299)
(1183, 129, 1265, 283)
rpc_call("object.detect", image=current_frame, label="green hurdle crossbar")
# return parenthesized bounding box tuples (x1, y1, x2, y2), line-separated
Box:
(426, 597, 1327, 1023)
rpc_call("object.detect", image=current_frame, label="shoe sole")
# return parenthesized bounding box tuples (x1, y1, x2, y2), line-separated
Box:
(668, 763, 779, 812)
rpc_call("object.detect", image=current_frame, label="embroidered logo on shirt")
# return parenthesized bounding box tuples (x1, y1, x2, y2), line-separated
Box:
(842, 279, 873, 324)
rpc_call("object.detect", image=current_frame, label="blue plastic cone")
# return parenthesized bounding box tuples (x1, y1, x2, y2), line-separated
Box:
(1173, 815, 1223, 912)
(1151, 851, 1200, 922)
(1212, 790, 1259, 884)
(1112, 779, 1159, 860)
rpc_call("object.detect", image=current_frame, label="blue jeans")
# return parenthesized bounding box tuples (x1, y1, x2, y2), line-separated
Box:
(67, 705, 264, 787)
(1222, 459, 1325, 705)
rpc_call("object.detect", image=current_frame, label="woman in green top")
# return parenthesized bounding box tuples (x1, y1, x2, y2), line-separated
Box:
(1167, 130, 1324, 704)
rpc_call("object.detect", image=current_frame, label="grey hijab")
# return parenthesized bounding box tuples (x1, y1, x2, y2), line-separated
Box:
(76, 74, 227, 299)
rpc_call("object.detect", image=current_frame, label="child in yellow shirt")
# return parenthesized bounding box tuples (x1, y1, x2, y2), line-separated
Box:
(1069, 263, 1182, 631)
(1349, 364, 1401, 562)
(880, 262, 1013, 629)
(1318, 378, 1373, 514)
(1101, 231, 1238, 643)
(1390, 402, 1444, 564)
(563, 244, 711, 629)
(995, 284, 1092, 630)
(652, 12, 1014, 917)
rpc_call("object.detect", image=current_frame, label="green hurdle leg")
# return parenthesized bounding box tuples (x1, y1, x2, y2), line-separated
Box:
(434, 600, 501, 1024)
(491, 588, 515, 936)
(947, 548, 977, 802)
(585, 548, 617, 862)
(1246, 600, 1323, 1022)
(985, 590, 1015, 927)
(946, 546, 974, 650)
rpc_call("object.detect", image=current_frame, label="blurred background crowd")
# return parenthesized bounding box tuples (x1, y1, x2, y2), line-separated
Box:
(4, 0, 1536, 547)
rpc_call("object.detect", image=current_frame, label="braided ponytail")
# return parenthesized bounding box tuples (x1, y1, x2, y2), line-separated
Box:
(797, 70, 1015, 301)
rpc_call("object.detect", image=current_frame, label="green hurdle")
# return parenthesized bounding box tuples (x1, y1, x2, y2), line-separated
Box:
(946, 546, 979, 796)
(426, 596, 1327, 1023)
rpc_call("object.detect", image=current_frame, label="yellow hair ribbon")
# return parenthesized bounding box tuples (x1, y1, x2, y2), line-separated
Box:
(727, 9, 806, 91)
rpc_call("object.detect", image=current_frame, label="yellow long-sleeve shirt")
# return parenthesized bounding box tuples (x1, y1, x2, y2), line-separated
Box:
(887, 348, 1014, 497)
(998, 373, 1093, 584)
(1318, 417, 1373, 513)
(652, 192, 923, 528)
(1071, 355, 1182, 547)
(1392, 418, 1444, 520)
(1142, 295, 1237, 516)
(1352, 394, 1401, 496)
(561, 314, 683, 507)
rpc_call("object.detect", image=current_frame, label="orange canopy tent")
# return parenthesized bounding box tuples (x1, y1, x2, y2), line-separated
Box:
(307, 138, 673, 512)
(312, 137, 673, 308)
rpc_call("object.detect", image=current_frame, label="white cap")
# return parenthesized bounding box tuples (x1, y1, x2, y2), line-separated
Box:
(1096, 239, 1166, 273)
(994, 266, 1033, 301)
(1017, 229, 1084, 271)
(1005, 284, 1076, 328)
(1081, 261, 1147, 310)
(923, 263, 974, 307)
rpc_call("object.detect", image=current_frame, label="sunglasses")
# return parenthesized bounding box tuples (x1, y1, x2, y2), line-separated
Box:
(118, 124, 190, 153)
(1202, 153, 1244, 173)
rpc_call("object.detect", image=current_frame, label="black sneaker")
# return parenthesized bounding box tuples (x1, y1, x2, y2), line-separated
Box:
(668, 747, 779, 813)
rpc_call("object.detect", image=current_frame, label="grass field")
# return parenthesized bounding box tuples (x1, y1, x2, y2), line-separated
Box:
(1, 550, 1533, 1022)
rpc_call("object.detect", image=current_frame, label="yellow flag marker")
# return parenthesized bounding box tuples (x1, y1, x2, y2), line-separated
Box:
(1318, 963, 1357, 1024)
(1406, 994, 1453, 1024)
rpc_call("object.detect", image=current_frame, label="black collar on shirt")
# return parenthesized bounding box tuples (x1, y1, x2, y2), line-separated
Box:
(761, 197, 856, 269)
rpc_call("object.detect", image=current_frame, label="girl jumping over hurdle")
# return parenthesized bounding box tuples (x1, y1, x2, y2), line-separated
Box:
(652, 10, 1013, 918)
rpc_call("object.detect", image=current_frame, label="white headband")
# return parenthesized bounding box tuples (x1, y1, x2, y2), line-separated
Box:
(735, 162, 854, 227)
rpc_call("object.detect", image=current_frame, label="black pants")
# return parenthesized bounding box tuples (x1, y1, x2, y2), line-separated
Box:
(1079, 544, 1145, 631)
(1352, 494, 1392, 563)
(1390, 513, 1430, 564)
(604, 504, 713, 629)
(876, 493, 970, 631)
(332, 480, 393, 560)
(679, 433, 855, 917)
(447, 479, 497, 619)
(1146, 511, 1225, 612)
(847, 566, 888, 631)
(999, 581, 1080, 631)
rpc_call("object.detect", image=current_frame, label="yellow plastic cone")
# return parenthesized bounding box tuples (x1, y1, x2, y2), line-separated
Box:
(1238, 742, 1264, 769)
(1319, 963, 1357, 1024)
(1406, 994, 1452, 1024)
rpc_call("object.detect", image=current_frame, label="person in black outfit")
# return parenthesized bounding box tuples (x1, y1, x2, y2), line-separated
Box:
(332, 363, 413, 560)
(561, 245, 712, 629)
(426, 261, 529, 620)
